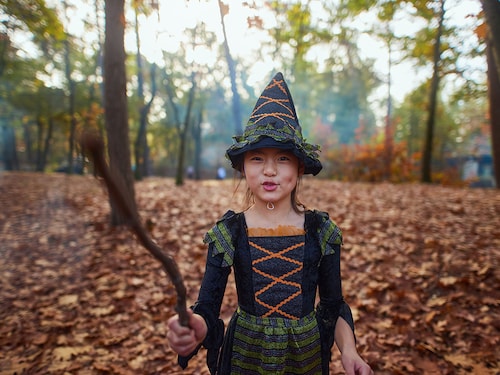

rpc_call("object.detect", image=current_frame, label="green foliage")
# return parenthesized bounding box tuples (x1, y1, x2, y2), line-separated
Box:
(0, 0, 488, 184)
(322, 64, 489, 186)
(0, 0, 65, 50)
(264, 0, 380, 147)
(268, 1, 332, 69)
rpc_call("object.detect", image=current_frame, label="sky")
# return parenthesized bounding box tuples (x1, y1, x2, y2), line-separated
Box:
(131, 0, 484, 109)
(12, 0, 484, 120)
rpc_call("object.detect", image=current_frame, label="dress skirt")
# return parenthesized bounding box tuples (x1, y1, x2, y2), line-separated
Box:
(218, 307, 323, 374)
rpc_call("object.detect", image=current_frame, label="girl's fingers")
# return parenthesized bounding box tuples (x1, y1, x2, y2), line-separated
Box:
(167, 325, 194, 345)
(166, 310, 208, 356)
(167, 330, 198, 356)
(167, 310, 193, 333)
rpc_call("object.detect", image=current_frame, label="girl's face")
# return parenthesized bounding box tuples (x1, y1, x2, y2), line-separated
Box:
(243, 147, 303, 208)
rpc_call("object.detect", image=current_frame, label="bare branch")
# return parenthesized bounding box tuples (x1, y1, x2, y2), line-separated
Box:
(81, 131, 189, 327)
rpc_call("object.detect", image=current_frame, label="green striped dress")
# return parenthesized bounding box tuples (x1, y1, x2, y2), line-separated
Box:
(179, 210, 355, 375)
(228, 226, 322, 374)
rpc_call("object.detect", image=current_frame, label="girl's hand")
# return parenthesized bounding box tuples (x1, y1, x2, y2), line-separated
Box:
(166, 309, 208, 357)
(341, 349, 374, 375)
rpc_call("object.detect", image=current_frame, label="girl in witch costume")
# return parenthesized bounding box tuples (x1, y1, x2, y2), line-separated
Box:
(167, 73, 373, 375)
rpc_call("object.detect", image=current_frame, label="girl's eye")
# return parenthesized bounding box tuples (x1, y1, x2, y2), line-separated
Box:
(278, 156, 291, 161)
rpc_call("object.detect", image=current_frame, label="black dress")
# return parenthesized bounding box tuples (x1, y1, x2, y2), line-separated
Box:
(179, 210, 355, 375)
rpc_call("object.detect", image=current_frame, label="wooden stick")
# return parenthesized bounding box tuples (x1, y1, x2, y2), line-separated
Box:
(81, 132, 189, 327)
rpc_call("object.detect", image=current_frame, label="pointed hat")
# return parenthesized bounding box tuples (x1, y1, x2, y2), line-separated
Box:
(226, 72, 322, 175)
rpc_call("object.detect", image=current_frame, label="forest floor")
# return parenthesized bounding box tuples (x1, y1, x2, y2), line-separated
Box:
(0, 172, 499, 375)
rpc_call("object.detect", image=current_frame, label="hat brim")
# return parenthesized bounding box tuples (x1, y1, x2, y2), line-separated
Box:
(226, 136, 322, 176)
(229, 136, 295, 154)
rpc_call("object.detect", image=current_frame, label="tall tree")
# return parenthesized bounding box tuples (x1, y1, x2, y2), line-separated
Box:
(104, 0, 136, 225)
(369, 1, 405, 179)
(421, 0, 445, 183)
(62, 0, 78, 175)
(1, 123, 18, 170)
(263, 1, 378, 146)
(132, 1, 157, 180)
(192, 108, 203, 180)
(0, 0, 63, 170)
(340, 0, 480, 182)
(218, 0, 242, 135)
(486, 33, 500, 188)
(176, 72, 196, 185)
(481, 0, 500, 188)
(76, 0, 107, 176)
(394, 84, 429, 161)
(163, 70, 197, 186)
(481, 0, 500, 79)
(384, 32, 394, 180)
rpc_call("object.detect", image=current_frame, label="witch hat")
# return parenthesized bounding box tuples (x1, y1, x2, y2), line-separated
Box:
(226, 72, 322, 175)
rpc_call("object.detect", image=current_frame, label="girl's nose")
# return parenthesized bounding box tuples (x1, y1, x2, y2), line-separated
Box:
(263, 160, 277, 176)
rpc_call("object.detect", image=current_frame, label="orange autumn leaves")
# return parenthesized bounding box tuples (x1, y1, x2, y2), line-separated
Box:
(0, 173, 498, 374)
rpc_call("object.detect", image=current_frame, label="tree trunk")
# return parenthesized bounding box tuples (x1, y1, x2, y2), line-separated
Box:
(421, 0, 445, 183)
(135, 107, 148, 179)
(37, 117, 53, 172)
(35, 117, 44, 171)
(133, 8, 147, 180)
(1, 124, 19, 170)
(218, 0, 242, 135)
(134, 59, 156, 179)
(104, 0, 136, 225)
(23, 122, 33, 166)
(175, 73, 196, 186)
(481, 0, 500, 80)
(193, 109, 202, 180)
(87, 0, 104, 119)
(384, 38, 393, 180)
(486, 35, 500, 188)
(64, 27, 77, 175)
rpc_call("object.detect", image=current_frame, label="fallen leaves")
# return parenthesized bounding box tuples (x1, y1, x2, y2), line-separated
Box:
(0, 172, 499, 374)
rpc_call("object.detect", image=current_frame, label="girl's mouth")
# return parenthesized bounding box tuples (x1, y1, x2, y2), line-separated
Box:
(262, 181, 278, 191)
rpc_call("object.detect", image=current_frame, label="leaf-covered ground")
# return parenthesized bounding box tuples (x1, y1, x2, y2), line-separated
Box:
(0, 172, 498, 375)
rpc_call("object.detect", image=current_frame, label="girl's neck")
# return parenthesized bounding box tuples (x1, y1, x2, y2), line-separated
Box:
(244, 201, 304, 229)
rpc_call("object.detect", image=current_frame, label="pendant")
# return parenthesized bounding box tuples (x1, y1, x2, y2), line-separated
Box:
(266, 202, 275, 210)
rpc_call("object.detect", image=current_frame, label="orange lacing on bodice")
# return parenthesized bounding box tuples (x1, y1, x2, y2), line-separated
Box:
(247, 225, 305, 320)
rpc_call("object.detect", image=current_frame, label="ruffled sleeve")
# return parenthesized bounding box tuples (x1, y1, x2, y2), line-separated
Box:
(178, 210, 240, 373)
(313, 211, 355, 372)
(315, 211, 354, 330)
(203, 210, 238, 267)
(316, 210, 342, 256)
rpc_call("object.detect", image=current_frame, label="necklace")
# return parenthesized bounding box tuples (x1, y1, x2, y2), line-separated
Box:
(266, 202, 275, 210)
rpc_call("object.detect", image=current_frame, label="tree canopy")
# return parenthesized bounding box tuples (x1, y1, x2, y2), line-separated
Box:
(0, 0, 494, 187)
